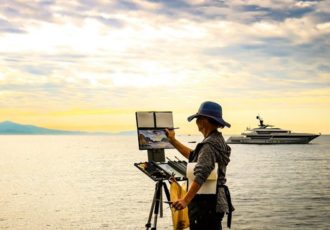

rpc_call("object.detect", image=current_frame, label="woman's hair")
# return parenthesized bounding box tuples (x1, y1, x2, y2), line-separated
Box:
(206, 117, 224, 129)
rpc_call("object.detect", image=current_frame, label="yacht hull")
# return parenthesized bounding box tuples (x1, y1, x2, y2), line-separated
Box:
(227, 135, 319, 144)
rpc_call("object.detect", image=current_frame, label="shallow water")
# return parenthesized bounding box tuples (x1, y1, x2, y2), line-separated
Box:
(0, 135, 329, 229)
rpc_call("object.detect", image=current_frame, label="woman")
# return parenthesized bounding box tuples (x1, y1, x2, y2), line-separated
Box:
(166, 101, 233, 230)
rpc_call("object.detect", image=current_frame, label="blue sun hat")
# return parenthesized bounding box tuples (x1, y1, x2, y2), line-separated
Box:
(187, 101, 231, 128)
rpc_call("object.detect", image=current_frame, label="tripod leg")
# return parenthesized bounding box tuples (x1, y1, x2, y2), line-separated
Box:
(146, 182, 158, 230)
(163, 182, 171, 202)
(160, 183, 163, 218)
(151, 181, 162, 230)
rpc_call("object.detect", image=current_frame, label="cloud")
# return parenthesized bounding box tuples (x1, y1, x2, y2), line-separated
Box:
(0, 18, 26, 34)
(0, 0, 329, 131)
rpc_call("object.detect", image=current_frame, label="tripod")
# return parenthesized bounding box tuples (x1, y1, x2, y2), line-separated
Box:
(145, 179, 170, 230)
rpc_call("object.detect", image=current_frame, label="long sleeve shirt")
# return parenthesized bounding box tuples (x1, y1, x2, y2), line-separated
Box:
(189, 130, 231, 213)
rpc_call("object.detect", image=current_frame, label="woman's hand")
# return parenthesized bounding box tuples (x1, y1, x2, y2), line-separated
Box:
(165, 128, 176, 143)
(164, 128, 192, 159)
(172, 198, 188, 210)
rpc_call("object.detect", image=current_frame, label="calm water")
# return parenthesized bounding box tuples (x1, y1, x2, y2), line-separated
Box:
(0, 135, 329, 230)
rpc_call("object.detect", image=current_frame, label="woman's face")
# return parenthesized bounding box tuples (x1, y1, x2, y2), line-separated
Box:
(196, 116, 206, 132)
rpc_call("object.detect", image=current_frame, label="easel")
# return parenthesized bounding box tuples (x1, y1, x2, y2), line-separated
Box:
(134, 111, 187, 229)
(145, 149, 169, 230)
(134, 149, 188, 229)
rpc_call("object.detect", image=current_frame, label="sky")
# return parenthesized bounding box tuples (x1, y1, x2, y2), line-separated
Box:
(0, 0, 329, 135)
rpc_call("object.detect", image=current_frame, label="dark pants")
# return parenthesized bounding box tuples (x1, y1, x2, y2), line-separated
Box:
(188, 194, 224, 230)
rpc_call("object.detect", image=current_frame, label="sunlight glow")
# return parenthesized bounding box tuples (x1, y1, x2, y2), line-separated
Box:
(0, 0, 329, 134)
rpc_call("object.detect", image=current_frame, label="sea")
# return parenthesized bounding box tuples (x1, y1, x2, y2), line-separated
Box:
(0, 135, 329, 230)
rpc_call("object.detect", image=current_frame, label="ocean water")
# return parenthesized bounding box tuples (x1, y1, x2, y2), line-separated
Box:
(0, 135, 329, 230)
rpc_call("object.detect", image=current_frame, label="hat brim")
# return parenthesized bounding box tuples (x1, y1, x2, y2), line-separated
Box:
(187, 113, 231, 128)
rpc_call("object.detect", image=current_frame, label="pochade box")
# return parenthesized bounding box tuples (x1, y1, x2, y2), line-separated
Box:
(134, 160, 187, 182)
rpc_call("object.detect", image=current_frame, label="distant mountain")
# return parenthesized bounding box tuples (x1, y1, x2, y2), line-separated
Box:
(0, 121, 86, 135)
(0, 121, 136, 135)
(114, 130, 136, 136)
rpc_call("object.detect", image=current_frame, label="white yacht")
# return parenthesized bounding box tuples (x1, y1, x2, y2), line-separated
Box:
(227, 116, 320, 144)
